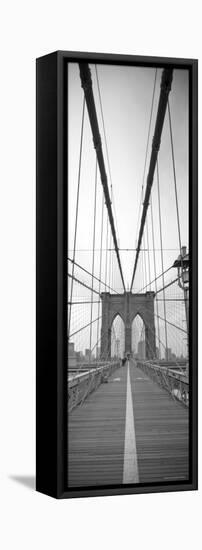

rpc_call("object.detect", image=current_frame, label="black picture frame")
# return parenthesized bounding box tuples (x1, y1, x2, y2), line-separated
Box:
(36, 50, 198, 499)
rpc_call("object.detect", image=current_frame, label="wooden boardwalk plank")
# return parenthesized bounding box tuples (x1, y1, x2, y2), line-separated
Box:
(130, 362, 189, 482)
(68, 366, 127, 487)
(67, 361, 189, 488)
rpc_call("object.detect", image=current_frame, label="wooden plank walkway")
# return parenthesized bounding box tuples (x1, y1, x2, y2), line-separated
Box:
(68, 361, 189, 487)
(130, 363, 189, 483)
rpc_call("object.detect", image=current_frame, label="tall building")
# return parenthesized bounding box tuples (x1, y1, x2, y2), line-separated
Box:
(165, 347, 172, 361)
(115, 338, 120, 357)
(68, 342, 77, 368)
(138, 340, 145, 359)
(156, 346, 160, 359)
(85, 349, 91, 362)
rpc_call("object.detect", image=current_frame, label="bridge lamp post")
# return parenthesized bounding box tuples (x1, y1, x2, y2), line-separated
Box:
(173, 246, 189, 366)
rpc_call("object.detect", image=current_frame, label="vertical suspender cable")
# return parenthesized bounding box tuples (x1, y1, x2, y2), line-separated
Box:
(68, 98, 85, 337)
(79, 63, 125, 292)
(156, 160, 168, 359)
(108, 184, 113, 290)
(108, 228, 112, 289)
(141, 248, 145, 289)
(96, 192, 104, 357)
(146, 217, 151, 290)
(151, 194, 161, 358)
(89, 160, 98, 359)
(168, 100, 188, 336)
(134, 69, 158, 274)
(105, 215, 109, 291)
(130, 68, 173, 291)
(95, 66, 121, 251)
(143, 233, 147, 290)
(168, 101, 182, 252)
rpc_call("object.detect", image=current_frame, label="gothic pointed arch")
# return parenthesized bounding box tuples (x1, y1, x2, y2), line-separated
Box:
(111, 314, 125, 359)
(132, 313, 146, 359)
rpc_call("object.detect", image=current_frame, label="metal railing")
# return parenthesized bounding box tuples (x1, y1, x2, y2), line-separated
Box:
(134, 360, 189, 407)
(68, 361, 121, 413)
(68, 360, 114, 375)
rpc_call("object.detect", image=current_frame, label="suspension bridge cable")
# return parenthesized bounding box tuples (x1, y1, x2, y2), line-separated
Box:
(68, 273, 100, 295)
(108, 184, 113, 290)
(141, 70, 158, 294)
(156, 298, 187, 302)
(68, 301, 100, 305)
(141, 248, 145, 289)
(95, 65, 121, 282)
(156, 160, 168, 358)
(95, 66, 121, 246)
(68, 97, 85, 337)
(134, 69, 158, 252)
(67, 257, 118, 294)
(154, 312, 187, 334)
(96, 193, 105, 357)
(155, 276, 179, 295)
(168, 99, 188, 335)
(108, 231, 112, 289)
(69, 315, 102, 339)
(168, 100, 182, 253)
(130, 68, 173, 291)
(146, 218, 151, 290)
(143, 317, 182, 366)
(150, 193, 161, 357)
(105, 214, 109, 291)
(95, 66, 112, 182)
(143, 233, 147, 291)
(138, 265, 172, 293)
(95, 65, 121, 292)
(89, 160, 98, 359)
(69, 247, 181, 252)
(79, 63, 126, 292)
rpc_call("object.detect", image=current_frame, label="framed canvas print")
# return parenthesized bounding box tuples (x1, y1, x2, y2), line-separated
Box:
(36, 51, 198, 499)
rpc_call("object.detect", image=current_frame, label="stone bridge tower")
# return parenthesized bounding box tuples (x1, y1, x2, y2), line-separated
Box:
(100, 291, 156, 359)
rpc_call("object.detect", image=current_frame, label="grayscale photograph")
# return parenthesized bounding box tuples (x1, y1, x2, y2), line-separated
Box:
(67, 61, 189, 488)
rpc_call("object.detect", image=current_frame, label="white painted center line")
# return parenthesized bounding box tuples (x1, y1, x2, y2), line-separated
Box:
(123, 361, 139, 484)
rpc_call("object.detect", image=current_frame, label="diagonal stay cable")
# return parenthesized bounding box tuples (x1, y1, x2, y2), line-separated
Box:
(155, 276, 179, 295)
(138, 265, 172, 293)
(154, 312, 187, 335)
(67, 257, 119, 294)
(69, 315, 102, 339)
(68, 273, 100, 296)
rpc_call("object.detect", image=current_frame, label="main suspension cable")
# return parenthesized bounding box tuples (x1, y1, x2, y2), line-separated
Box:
(130, 68, 173, 290)
(134, 69, 158, 254)
(68, 97, 85, 337)
(79, 63, 125, 291)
